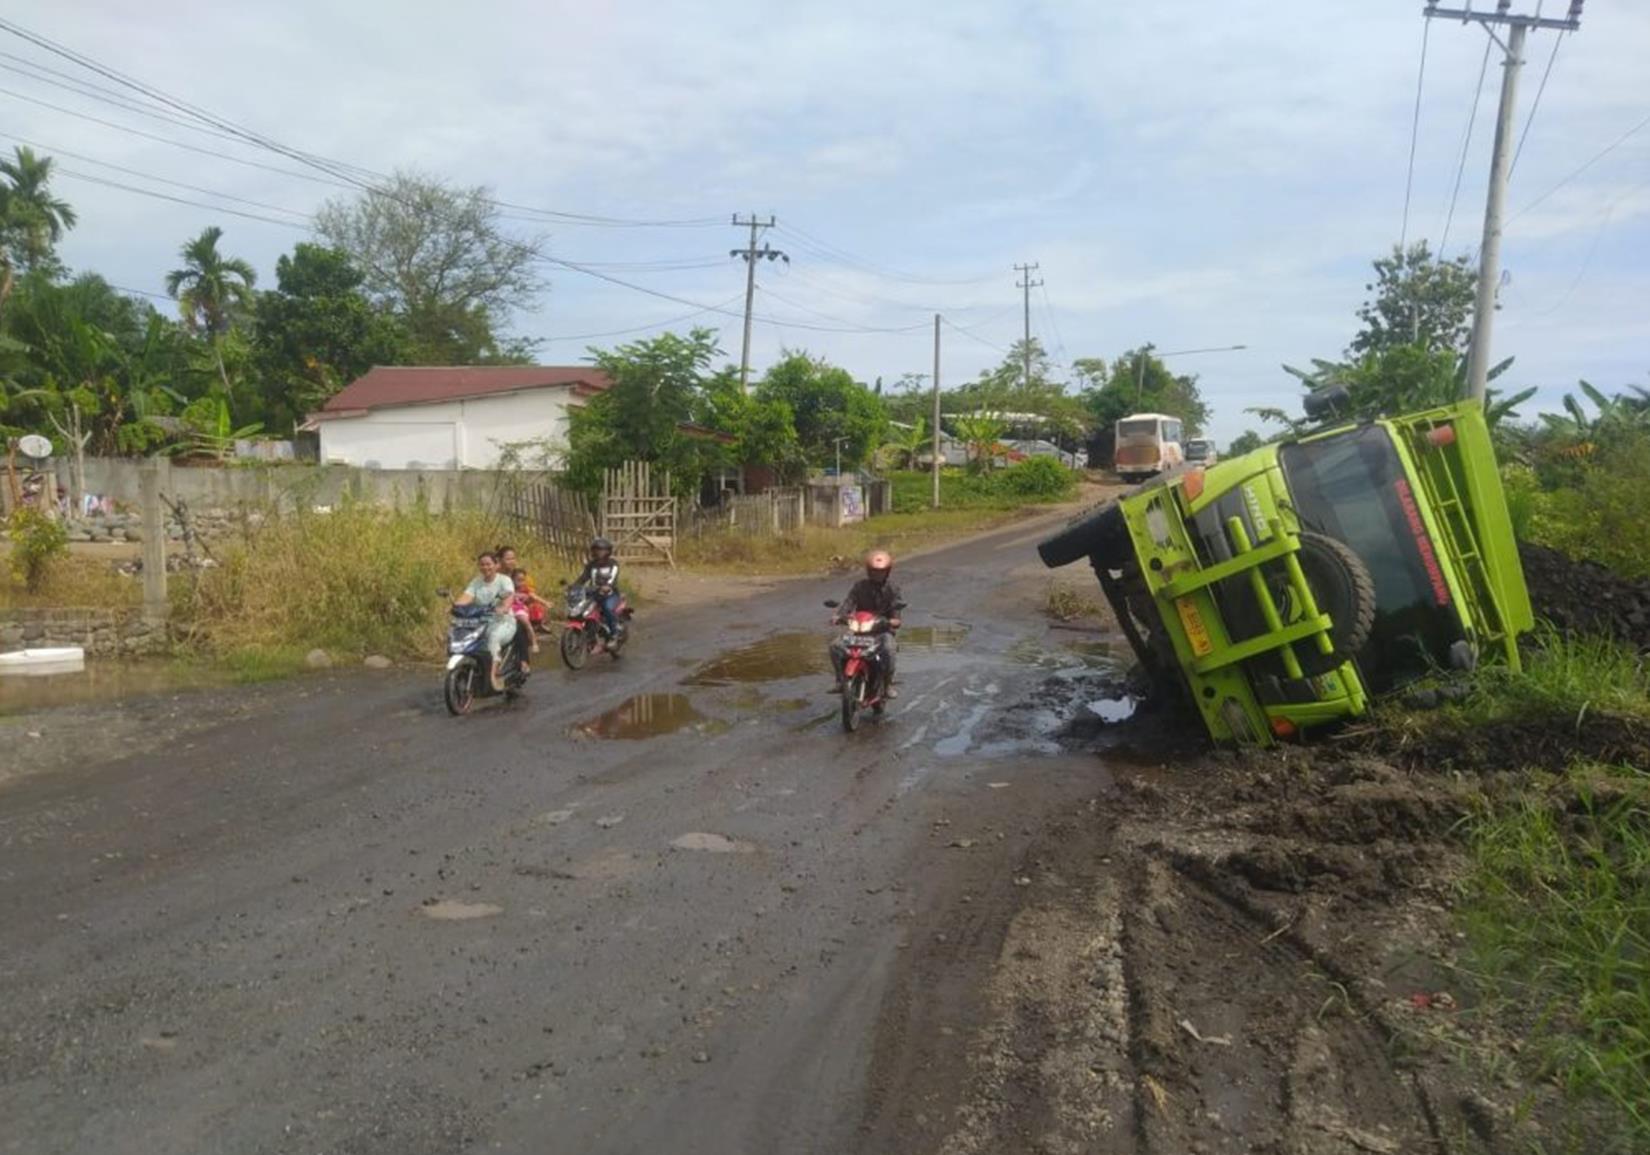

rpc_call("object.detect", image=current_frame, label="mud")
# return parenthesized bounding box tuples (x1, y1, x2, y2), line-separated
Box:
(863, 696, 1613, 1154)
(571, 692, 720, 739)
(680, 630, 830, 685)
(1522, 541, 1650, 651)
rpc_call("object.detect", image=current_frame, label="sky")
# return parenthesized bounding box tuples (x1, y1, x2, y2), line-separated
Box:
(8, 0, 1650, 445)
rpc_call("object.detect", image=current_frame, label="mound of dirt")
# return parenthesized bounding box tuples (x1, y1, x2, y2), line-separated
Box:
(1521, 541, 1650, 650)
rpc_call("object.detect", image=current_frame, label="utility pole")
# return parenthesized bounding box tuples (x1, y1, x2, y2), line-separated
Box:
(1013, 262, 1042, 389)
(1425, 1, 1583, 401)
(932, 314, 942, 510)
(730, 214, 787, 393)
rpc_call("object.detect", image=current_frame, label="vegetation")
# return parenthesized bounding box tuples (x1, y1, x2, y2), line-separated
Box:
(5, 505, 67, 592)
(889, 459, 1076, 512)
(1349, 240, 1477, 358)
(756, 349, 888, 471)
(1227, 430, 1264, 456)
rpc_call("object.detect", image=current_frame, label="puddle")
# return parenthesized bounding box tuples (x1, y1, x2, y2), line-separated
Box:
(0, 659, 232, 716)
(1007, 636, 1127, 676)
(573, 694, 715, 740)
(682, 631, 830, 686)
(1087, 696, 1138, 723)
(420, 900, 503, 920)
(900, 624, 972, 650)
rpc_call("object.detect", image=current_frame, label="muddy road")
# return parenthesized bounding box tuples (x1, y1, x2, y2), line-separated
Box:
(0, 511, 1549, 1154)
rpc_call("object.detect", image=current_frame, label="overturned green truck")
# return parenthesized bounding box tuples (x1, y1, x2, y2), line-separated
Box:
(1039, 395, 1534, 745)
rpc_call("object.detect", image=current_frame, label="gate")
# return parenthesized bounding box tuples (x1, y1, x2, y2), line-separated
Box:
(601, 461, 676, 566)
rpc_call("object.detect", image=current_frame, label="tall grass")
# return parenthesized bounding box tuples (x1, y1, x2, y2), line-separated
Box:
(186, 504, 502, 661)
(0, 549, 143, 609)
(1460, 763, 1650, 1145)
(888, 460, 1078, 513)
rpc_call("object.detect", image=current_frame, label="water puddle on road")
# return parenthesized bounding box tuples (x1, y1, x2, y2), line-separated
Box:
(682, 631, 830, 686)
(573, 693, 722, 740)
(0, 660, 231, 715)
(900, 624, 972, 650)
(1087, 696, 1139, 723)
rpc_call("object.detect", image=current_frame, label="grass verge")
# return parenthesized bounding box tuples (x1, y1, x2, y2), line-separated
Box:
(0, 547, 143, 610)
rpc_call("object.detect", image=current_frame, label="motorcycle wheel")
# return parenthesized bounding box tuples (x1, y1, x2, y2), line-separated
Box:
(560, 626, 591, 670)
(841, 673, 865, 733)
(444, 660, 478, 716)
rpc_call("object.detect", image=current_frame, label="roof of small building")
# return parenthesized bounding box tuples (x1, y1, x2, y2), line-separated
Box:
(319, 365, 613, 415)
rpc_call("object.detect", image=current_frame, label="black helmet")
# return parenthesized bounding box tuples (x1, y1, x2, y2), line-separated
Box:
(591, 536, 613, 557)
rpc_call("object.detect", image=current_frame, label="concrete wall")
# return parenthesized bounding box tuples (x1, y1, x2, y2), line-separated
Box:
(55, 457, 520, 515)
(1, 607, 169, 657)
(317, 389, 577, 470)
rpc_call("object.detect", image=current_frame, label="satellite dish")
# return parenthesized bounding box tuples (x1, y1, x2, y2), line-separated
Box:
(16, 434, 52, 460)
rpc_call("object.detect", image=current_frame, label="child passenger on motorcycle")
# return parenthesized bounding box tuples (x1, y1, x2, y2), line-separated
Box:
(829, 549, 902, 697)
(574, 537, 625, 638)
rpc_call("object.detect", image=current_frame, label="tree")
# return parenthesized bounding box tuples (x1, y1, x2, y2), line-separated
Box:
(565, 328, 727, 495)
(950, 412, 1009, 473)
(1079, 346, 1211, 434)
(1349, 241, 1477, 359)
(696, 368, 805, 481)
(756, 351, 888, 471)
(315, 172, 544, 363)
(166, 225, 256, 337)
(0, 146, 77, 315)
(251, 243, 409, 431)
(1228, 430, 1265, 456)
(879, 416, 929, 471)
(1280, 346, 1533, 430)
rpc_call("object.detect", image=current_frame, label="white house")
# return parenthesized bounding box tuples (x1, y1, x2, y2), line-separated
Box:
(303, 366, 612, 469)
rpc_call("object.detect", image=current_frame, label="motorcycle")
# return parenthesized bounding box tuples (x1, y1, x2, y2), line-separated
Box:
(440, 598, 529, 715)
(560, 583, 633, 669)
(824, 598, 903, 732)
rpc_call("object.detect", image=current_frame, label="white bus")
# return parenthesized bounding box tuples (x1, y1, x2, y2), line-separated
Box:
(1112, 412, 1184, 483)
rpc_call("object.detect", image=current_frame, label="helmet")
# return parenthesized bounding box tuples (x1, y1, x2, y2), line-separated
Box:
(591, 536, 614, 558)
(865, 549, 893, 582)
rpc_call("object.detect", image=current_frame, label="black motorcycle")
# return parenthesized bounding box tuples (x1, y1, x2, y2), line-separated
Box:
(441, 600, 529, 715)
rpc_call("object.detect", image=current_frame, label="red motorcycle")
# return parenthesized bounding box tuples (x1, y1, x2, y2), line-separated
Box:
(824, 598, 903, 732)
(560, 583, 632, 669)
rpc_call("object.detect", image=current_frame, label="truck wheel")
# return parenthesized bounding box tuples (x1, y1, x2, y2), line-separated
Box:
(1038, 501, 1131, 570)
(1287, 532, 1376, 674)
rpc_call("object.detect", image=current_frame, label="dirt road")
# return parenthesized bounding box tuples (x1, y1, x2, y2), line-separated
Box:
(0, 510, 1558, 1154)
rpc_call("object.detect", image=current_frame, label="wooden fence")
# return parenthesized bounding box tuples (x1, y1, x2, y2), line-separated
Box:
(505, 480, 596, 572)
(600, 461, 676, 566)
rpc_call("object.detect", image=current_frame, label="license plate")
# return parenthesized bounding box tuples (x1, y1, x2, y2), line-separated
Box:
(1175, 597, 1214, 657)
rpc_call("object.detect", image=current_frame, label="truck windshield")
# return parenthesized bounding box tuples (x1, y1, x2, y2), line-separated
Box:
(1279, 427, 1464, 692)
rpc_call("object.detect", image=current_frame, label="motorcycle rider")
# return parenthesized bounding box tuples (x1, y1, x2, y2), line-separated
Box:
(573, 536, 625, 639)
(829, 549, 902, 697)
(452, 551, 518, 691)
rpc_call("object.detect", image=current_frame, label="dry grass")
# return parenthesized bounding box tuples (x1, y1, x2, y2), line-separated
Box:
(1044, 579, 1103, 623)
(0, 546, 144, 609)
(675, 507, 1041, 575)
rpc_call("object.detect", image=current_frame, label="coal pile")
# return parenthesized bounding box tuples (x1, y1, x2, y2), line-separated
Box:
(1520, 542, 1650, 651)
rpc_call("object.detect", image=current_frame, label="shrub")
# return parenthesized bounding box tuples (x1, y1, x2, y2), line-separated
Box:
(1513, 431, 1650, 580)
(6, 507, 69, 593)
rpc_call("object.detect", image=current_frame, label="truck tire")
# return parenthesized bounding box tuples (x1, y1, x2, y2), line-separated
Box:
(1038, 501, 1131, 570)
(1288, 532, 1376, 674)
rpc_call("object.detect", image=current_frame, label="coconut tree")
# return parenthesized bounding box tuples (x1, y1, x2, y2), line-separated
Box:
(166, 225, 255, 393)
(0, 146, 78, 317)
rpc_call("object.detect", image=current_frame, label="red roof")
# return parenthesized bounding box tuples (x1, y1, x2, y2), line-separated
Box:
(321, 365, 612, 413)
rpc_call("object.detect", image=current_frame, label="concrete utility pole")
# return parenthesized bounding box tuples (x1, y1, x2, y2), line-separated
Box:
(1425, 1, 1584, 401)
(730, 214, 787, 393)
(932, 314, 942, 510)
(1013, 262, 1042, 389)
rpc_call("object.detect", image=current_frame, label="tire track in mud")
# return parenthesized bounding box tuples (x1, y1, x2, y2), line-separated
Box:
(865, 812, 1439, 1155)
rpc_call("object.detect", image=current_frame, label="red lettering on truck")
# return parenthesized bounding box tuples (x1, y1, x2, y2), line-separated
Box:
(1394, 478, 1451, 606)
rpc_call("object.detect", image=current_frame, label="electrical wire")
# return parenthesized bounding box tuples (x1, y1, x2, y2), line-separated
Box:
(1509, 30, 1564, 181)
(54, 168, 308, 228)
(776, 222, 998, 287)
(940, 314, 1009, 354)
(756, 285, 930, 334)
(540, 295, 744, 343)
(1037, 281, 1068, 365)
(1509, 107, 1650, 223)
(1440, 36, 1494, 253)
(1400, 16, 1432, 250)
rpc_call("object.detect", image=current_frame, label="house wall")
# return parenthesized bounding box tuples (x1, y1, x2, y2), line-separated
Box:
(318, 389, 579, 470)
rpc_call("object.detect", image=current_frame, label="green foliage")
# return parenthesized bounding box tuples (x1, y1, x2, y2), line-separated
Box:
(949, 339, 1090, 445)
(888, 459, 1076, 512)
(315, 171, 544, 364)
(1510, 430, 1650, 579)
(166, 225, 255, 336)
(695, 368, 805, 482)
(1265, 347, 1531, 433)
(1227, 430, 1265, 456)
(1460, 764, 1650, 1145)
(565, 328, 729, 495)
(1349, 241, 1477, 358)
(0, 146, 76, 290)
(949, 411, 1009, 473)
(880, 416, 928, 470)
(756, 350, 888, 470)
(6, 505, 69, 592)
(251, 243, 409, 431)
(1079, 346, 1211, 435)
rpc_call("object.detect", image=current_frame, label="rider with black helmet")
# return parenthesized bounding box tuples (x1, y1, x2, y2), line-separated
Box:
(575, 537, 625, 638)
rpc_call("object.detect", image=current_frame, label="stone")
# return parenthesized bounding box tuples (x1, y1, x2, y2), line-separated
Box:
(305, 648, 333, 669)
(363, 655, 392, 670)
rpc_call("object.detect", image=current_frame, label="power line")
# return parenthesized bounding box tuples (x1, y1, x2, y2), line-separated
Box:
(539, 295, 744, 343)
(758, 285, 930, 334)
(1508, 107, 1650, 224)
(1037, 281, 1068, 365)
(54, 168, 308, 229)
(1440, 36, 1494, 252)
(940, 314, 1009, 354)
(775, 221, 997, 287)
(1400, 16, 1432, 250)
(1509, 30, 1565, 179)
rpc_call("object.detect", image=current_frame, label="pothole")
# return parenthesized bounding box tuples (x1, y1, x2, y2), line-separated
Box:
(670, 832, 756, 853)
(572, 693, 717, 739)
(682, 631, 830, 686)
(420, 900, 503, 920)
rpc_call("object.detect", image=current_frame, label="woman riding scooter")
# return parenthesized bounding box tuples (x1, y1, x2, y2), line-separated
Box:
(451, 551, 519, 691)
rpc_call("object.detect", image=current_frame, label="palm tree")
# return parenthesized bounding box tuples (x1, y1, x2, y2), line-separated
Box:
(0, 146, 78, 317)
(166, 226, 255, 393)
(165, 225, 256, 337)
